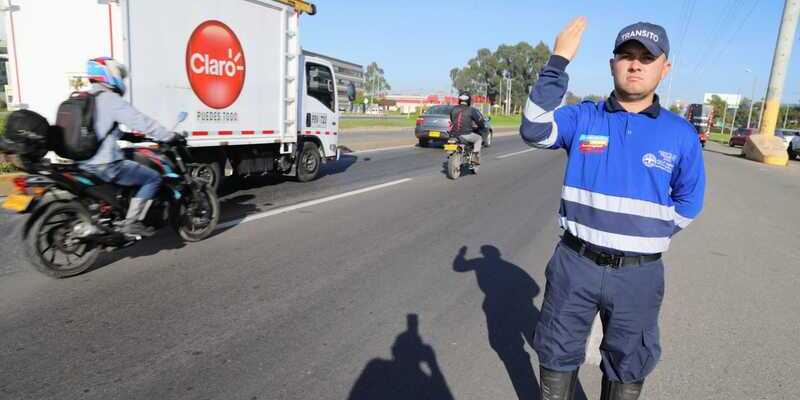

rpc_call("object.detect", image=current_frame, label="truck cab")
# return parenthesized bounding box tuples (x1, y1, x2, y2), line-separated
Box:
(299, 55, 340, 162)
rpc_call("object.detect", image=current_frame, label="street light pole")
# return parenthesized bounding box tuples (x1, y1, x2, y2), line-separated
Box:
(782, 105, 790, 128)
(745, 68, 757, 129)
(721, 102, 729, 135)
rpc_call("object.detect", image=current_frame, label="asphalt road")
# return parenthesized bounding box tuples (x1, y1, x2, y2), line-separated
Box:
(1, 136, 799, 400)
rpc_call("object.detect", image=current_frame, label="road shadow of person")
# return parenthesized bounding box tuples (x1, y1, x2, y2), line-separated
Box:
(347, 314, 455, 400)
(453, 245, 588, 400)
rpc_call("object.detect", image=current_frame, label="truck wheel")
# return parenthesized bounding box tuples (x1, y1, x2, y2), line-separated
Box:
(296, 142, 321, 182)
(191, 161, 223, 192)
(789, 147, 797, 160)
(418, 138, 429, 148)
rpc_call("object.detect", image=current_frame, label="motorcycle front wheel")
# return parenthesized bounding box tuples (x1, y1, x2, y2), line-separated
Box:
(446, 152, 462, 180)
(24, 201, 100, 278)
(171, 187, 220, 242)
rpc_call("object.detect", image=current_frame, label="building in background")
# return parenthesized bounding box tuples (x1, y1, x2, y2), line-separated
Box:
(302, 49, 363, 111)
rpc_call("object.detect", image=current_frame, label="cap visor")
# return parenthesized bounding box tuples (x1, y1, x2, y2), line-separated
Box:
(614, 39, 664, 58)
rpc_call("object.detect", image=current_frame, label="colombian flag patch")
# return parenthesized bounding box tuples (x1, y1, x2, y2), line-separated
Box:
(578, 134, 609, 153)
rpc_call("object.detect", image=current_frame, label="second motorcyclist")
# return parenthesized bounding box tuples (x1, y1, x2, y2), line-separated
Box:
(449, 92, 486, 165)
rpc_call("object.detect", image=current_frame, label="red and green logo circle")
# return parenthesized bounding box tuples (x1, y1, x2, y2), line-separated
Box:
(186, 20, 246, 109)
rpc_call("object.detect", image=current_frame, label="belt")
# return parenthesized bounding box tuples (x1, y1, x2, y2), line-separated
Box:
(561, 232, 661, 268)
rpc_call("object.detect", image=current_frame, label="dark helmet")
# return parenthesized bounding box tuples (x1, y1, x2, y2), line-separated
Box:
(458, 92, 472, 106)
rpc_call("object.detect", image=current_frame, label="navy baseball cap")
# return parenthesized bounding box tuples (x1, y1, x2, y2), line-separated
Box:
(614, 22, 670, 58)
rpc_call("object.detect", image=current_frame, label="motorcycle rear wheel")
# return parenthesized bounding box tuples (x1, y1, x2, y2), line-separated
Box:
(447, 153, 462, 180)
(24, 201, 99, 278)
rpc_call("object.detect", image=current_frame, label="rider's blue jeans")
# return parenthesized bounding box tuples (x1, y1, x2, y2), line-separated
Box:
(82, 160, 162, 199)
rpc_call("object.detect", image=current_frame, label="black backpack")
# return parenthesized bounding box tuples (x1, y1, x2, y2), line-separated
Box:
(0, 109, 51, 159)
(53, 91, 101, 161)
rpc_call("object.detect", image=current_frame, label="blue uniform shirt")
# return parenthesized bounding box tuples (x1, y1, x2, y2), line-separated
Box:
(520, 56, 705, 255)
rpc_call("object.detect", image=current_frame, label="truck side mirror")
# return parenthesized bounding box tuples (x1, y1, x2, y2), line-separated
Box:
(346, 82, 356, 102)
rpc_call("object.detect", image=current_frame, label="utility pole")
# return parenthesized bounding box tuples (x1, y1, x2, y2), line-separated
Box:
(744, 0, 798, 165)
(505, 74, 512, 116)
(499, 77, 504, 116)
(721, 102, 729, 134)
(782, 105, 789, 128)
(730, 94, 741, 132)
(745, 69, 757, 128)
(757, 0, 799, 136)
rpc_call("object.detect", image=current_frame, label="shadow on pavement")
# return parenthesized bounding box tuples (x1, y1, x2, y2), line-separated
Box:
(218, 155, 359, 197)
(347, 313, 455, 400)
(84, 194, 261, 275)
(452, 245, 588, 400)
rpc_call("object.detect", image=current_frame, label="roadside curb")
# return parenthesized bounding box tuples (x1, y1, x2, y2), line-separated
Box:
(0, 173, 26, 197)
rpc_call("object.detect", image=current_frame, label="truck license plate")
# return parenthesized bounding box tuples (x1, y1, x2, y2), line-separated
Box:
(429, 131, 440, 138)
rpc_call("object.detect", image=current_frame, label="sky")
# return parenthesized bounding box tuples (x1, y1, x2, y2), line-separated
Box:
(302, 0, 800, 105)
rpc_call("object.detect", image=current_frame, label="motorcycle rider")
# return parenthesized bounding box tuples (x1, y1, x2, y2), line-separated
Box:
(449, 92, 486, 164)
(79, 57, 177, 237)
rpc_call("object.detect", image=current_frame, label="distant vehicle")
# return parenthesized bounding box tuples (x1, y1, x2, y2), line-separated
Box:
(414, 105, 493, 148)
(774, 128, 797, 148)
(778, 128, 800, 159)
(685, 104, 714, 148)
(365, 106, 383, 115)
(729, 128, 756, 147)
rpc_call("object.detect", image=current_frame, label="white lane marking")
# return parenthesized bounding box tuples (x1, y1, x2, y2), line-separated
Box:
(496, 148, 537, 159)
(584, 314, 603, 366)
(215, 178, 413, 230)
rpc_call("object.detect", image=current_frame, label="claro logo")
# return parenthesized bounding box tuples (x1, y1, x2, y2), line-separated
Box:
(186, 20, 245, 109)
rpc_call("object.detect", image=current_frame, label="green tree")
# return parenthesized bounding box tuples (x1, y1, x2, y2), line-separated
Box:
(365, 62, 391, 102)
(450, 41, 551, 112)
(565, 91, 581, 105)
(669, 104, 681, 114)
(706, 95, 727, 125)
(582, 94, 604, 103)
(353, 90, 366, 112)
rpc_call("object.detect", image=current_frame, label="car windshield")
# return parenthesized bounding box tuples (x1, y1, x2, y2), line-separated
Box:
(424, 105, 453, 116)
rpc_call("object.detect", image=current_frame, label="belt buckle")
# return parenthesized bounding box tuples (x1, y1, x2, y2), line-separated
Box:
(597, 253, 622, 268)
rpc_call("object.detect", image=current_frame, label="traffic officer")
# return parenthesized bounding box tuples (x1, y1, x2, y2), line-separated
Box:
(519, 18, 706, 400)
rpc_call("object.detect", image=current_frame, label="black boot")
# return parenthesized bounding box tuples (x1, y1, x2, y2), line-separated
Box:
(600, 376, 643, 400)
(539, 367, 578, 400)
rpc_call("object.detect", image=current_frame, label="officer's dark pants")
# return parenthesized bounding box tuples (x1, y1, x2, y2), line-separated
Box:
(532, 241, 664, 383)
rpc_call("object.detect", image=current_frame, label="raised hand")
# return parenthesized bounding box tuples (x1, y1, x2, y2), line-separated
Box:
(553, 16, 588, 62)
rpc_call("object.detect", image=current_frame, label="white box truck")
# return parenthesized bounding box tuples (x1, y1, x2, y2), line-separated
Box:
(2, 0, 350, 188)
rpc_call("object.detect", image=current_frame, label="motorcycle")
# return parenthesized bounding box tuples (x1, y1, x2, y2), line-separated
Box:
(444, 137, 479, 180)
(1, 113, 220, 278)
